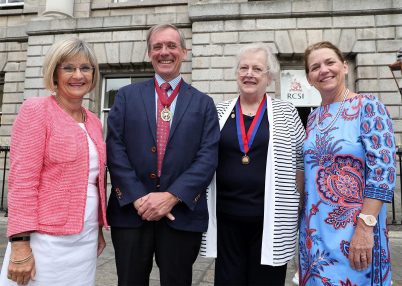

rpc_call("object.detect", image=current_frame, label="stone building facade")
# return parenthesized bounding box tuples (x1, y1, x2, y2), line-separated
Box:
(0, 0, 401, 219)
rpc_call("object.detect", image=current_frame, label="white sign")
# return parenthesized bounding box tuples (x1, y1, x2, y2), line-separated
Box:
(280, 70, 321, 107)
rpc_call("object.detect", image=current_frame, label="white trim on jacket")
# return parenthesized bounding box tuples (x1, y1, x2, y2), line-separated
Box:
(200, 95, 305, 266)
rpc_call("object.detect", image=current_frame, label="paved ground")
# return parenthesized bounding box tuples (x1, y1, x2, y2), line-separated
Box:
(0, 213, 401, 286)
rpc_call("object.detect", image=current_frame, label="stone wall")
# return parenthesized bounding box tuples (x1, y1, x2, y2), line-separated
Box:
(187, 0, 402, 220)
(0, 0, 401, 219)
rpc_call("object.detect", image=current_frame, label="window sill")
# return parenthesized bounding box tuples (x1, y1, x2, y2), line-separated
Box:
(92, 0, 187, 11)
(0, 7, 37, 16)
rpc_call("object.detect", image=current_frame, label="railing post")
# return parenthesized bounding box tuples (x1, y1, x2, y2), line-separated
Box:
(392, 197, 397, 224)
(0, 146, 9, 214)
(398, 147, 402, 224)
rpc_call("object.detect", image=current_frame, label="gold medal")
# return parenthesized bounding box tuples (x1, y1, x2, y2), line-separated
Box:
(241, 155, 250, 165)
(161, 107, 172, 122)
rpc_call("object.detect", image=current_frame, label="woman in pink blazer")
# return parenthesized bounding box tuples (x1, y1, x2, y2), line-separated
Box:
(0, 38, 108, 285)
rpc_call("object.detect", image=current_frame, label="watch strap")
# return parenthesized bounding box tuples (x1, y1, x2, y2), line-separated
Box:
(358, 213, 377, 226)
(9, 236, 30, 242)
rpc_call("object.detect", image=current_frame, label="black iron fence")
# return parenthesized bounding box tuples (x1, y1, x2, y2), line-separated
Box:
(0, 145, 9, 217)
(0, 145, 401, 223)
(393, 148, 402, 224)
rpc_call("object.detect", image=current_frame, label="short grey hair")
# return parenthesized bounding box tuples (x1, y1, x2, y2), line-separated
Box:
(235, 43, 280, 79)
(146, 24, 186, 51)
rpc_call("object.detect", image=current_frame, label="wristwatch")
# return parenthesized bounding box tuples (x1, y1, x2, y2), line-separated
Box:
(358, 213, 377, 226)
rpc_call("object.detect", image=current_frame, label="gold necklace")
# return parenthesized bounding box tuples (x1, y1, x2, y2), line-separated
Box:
(54, 95, 86, 123)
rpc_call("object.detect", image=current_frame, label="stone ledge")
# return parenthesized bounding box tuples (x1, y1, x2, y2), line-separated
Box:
(91, 0, 187, 10)
(188, 0, 402, 21)
(25, 15, 191, 36)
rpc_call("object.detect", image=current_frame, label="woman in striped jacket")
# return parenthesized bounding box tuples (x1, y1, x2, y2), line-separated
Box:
(202, 43, 305, 285)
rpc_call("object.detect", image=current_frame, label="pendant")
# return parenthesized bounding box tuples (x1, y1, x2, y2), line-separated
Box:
(241, 155, 250, 165)
(161, 107, 172, 122)
(231, 112, 235, 119)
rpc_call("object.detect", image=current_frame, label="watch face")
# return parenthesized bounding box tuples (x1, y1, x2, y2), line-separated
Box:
(365, 216, 376, 226)
(360, 214, 377, 226)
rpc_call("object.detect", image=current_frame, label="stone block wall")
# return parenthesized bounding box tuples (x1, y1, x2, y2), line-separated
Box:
(0, 0, 401, 219)
(189, 1, 402, 105)
(188, 0, 402, 220)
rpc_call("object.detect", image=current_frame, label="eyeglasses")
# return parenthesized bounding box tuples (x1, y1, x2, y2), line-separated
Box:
(237, 66, 269, 77)
(59, 64, 94, 75)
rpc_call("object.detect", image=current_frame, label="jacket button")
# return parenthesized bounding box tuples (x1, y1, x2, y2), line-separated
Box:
(151, 146, 157, 153)
(115, 188, 123, 199)
(149, 173, 157, 179)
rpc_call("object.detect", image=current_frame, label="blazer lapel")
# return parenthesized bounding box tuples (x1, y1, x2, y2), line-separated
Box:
(168, 81, 192, 141)
(141, 79, 157, 143)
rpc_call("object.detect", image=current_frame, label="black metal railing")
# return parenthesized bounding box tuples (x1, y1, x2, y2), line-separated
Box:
(0, 145, 9, 217)
(0, 145, 401, 223)
(393, 148, 402, 224)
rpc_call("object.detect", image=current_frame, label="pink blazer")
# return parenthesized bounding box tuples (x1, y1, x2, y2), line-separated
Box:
(7, 96, 108, 237)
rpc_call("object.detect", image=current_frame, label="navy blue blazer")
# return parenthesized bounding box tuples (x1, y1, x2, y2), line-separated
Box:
(106, 78, 220, 232)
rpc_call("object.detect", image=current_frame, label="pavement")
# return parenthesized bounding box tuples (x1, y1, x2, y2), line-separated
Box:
(0, 213, 401, 286)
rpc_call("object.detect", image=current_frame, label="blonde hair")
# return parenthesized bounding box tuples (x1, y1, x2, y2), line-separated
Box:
(235, 43, 280, 79)
(43, 37, 100, 92)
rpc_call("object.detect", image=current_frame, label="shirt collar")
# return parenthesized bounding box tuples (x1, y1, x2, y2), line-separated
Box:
(155, 74, 182, 91)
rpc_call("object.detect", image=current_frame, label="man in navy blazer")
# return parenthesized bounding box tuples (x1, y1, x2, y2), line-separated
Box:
(106, 24, 220, 286)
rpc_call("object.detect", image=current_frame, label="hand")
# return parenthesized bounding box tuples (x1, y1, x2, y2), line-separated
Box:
(348, 220, 374, 271)
(165, 212, 175, 221)
(133, 194, 149, 211)
(137, 192, 179, 221)
(97, 228, 106, 257)
(8, 241, 36, 285)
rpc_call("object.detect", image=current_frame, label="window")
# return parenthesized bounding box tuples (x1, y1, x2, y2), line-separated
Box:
(0, 0, 24, 7)
(0, 74, 4, 127)
(101, 76, 152, 137)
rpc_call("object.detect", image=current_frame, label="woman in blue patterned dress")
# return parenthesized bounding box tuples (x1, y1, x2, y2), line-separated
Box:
(298, 41, 395, 286)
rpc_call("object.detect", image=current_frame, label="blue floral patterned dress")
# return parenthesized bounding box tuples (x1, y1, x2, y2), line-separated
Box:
(299, 94, 395, 286)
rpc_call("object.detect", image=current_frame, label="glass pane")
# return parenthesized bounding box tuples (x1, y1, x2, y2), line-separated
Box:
(131, 77, 150, 84)
(101, 76, 153, 139)
(105, 78, 131, 109)
(0, 74, 4, 113)
(102, 110, 109, 140)
(0, 90, 3, 112)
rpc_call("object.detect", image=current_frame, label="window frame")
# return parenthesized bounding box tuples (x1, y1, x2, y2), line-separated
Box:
(0, 0, 24, 8)
(100, 74, 154, 137)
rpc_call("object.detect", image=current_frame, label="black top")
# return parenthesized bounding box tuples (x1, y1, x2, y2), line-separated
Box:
(216, 109, 269, 217)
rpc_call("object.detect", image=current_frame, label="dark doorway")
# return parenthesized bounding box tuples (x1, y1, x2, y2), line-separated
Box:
(296, 107, 315, 129)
